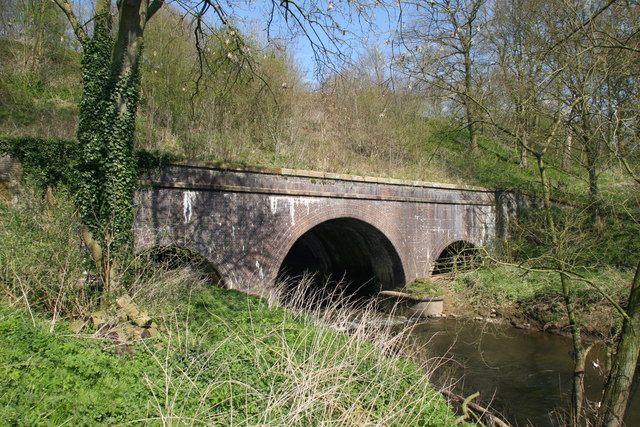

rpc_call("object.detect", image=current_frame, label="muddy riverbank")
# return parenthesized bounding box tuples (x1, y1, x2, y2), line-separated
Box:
(434, 276, 622, 340)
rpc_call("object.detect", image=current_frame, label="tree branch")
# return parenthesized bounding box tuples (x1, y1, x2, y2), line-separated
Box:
(480, 249, 631, 322)
(51, 0, 88, 46)
(545, 0, 620, 55)
(147, 0, 164, 21)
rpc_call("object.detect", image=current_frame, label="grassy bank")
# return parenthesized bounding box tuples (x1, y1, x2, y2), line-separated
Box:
(441, 265, 633, 338)
(0, 284, 462, 426)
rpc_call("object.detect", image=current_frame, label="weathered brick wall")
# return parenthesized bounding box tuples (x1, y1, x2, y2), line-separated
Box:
(135, 165, 498, 294)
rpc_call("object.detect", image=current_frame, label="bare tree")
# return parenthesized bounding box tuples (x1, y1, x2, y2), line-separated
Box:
(490, 0, 548, 168)
(465, 1, 638, 423)
(395, 0, 487, 153)
(50, 0, 385, 292)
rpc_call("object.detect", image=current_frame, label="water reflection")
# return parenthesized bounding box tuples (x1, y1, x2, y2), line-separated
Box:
(410, 319, 639, 426)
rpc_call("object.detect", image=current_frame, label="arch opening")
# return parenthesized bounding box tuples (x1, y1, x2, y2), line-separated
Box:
(141, 244, 222, 286)
(432, 240, 480, 275)
(277, 218, 405, 305)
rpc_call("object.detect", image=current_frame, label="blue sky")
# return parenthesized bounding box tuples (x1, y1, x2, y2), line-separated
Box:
(223, 1, 399, 83)
(70, 0, 400, 83)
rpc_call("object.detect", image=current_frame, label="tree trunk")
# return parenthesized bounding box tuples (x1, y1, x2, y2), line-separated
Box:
(537, 152, 587, 425)
(466, 100, 478, 152)
(587, 152, 600, 226)
(102, 0, 147, 252)
(562, 270, 588, 425)
(599, 260, 640, 427)
(515, 103, 528, 168)
(77, 0, 147, 246)
(463, 45, 478, 153)
(72, 0, 148, 293)
(585, 138, 600, 226)
(519, 127, 528, 168)
(580, 108, 600, 226)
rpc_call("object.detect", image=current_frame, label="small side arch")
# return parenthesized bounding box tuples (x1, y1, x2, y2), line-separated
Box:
(139, 244, 223, 286)
(431, 240, 480, 275)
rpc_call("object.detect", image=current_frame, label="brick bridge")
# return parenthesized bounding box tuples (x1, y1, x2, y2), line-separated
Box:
(135, 164, 515, 297)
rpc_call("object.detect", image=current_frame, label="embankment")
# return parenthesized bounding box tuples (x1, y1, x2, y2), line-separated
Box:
(0, 285, 463, 426)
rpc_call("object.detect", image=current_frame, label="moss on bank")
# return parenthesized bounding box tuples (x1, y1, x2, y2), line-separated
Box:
(0, 287, 461, 426)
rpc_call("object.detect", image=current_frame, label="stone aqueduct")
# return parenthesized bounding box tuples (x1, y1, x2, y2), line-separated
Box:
(135, 164, 518, 296)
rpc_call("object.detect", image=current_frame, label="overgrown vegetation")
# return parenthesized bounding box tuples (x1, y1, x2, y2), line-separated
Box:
(1, 0, 639, 425)
(448, 265, 631, 336)
(405, 278, 444, 299)
(0, 136, 78, 188)
(0, 272, 461, 425)
(0, 187, 88, 320)
(3, 7, 630, 199)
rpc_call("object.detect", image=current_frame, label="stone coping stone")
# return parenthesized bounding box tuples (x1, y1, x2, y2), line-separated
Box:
(170, 161, 493, 193)
(144, 163, 496, 206)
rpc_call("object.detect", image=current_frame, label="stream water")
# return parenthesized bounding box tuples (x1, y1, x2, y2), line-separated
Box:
(409, 319, 640, 426)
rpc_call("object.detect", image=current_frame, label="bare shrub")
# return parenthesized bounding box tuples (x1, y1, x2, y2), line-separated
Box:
(126, 265, 211, 316)
(0, 187, 93, 324)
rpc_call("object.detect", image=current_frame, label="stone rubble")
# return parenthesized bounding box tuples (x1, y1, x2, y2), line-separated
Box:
(72, 294, 159, 354)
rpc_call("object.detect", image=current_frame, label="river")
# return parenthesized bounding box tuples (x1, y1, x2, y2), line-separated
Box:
(409, 318, 640, 426)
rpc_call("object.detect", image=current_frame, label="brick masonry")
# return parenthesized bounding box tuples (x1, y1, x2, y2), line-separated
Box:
(135, 164, 506, 295)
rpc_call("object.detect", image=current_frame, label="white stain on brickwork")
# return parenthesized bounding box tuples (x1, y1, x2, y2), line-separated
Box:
(255, 260, 265, 279)
(269, 196, 319, 226)
(183, 191, 197, 224)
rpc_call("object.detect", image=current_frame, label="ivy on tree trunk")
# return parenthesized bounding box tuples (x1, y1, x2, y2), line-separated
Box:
(75, 2, 144, 259)
(60, 0, 155, 295)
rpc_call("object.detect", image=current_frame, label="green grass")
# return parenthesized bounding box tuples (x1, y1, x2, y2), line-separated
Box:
(0, 304, 160, 425)
(508, 207, 640, 271)
(446, 264, 633, 337)
(452, 265, 630, 305)
(415, 120, 595, 198)
(452, 266, 560, 305)
(449, 265, 632, 335)
(0, 286, 461, 426)
(405, 278, 444, 299)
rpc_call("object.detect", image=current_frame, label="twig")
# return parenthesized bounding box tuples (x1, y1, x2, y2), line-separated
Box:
(16, 272, 36, 327)
(442, 388, 511, 427)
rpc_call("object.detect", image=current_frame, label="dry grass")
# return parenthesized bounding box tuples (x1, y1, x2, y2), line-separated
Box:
(0, 187, 91, 325)
(133, 276, 462, 426)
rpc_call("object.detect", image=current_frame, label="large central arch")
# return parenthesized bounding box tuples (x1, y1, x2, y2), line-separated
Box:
(276, 217, 405, 303)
